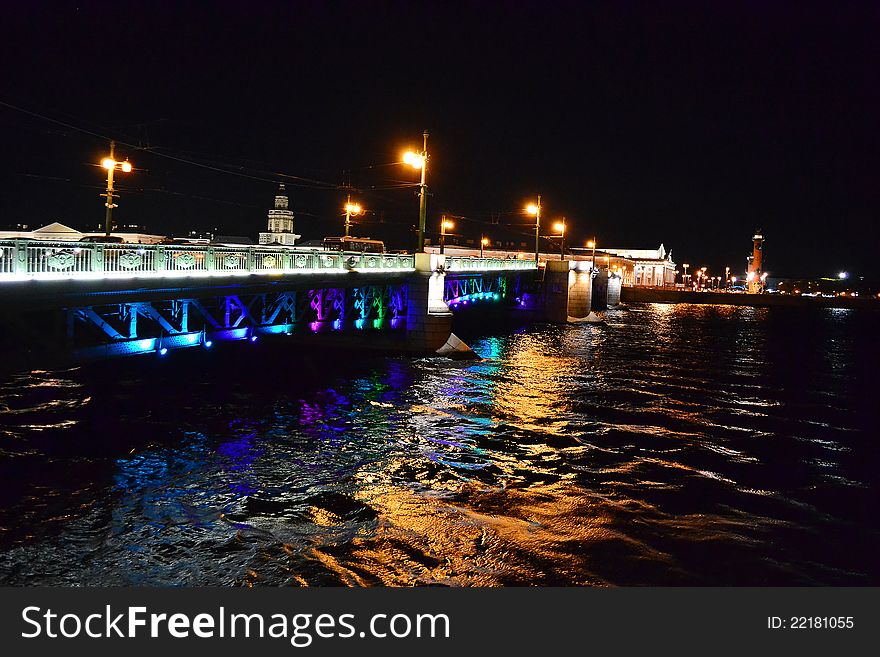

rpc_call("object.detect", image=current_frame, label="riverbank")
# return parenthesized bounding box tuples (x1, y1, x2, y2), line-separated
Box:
(621, 287, 878, 309)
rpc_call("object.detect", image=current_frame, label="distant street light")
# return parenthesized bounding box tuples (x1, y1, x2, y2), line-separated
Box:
(526, 196, 541, 264)
(480, 236, 489, 259)
(552, 217, 566, 260)
(586, 238, 597, 271)
(838, 271, 848, 279)
(439, 215, 454, 254)
(402, 131, 429, 252)
(682, 263, 690, 287)
(100, 140, 133, 235)
(343, 193, 363, 238)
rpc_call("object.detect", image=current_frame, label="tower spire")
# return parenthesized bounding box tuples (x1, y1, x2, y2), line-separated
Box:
(258, 183, 301, 246)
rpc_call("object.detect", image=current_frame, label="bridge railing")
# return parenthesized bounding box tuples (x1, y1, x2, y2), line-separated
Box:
(0, 240, 417, 281)
(445, 256, 537, 272)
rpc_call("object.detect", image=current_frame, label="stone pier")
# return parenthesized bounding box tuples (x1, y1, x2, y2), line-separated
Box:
(542, 260, 594, 322)
(404, 253, 454, 353)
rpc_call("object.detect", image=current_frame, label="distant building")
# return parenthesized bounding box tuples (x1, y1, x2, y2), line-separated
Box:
(0, 221, 83, 241)
(582, 244, 677, 287)
(0, 221, 166, 244)
(258, 184, 300, 246)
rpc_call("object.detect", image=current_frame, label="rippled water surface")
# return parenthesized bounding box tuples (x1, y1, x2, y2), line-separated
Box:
(0, 304, 878, 586)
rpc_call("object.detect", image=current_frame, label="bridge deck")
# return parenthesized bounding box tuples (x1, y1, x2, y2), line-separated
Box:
(0, 240, 535, 283)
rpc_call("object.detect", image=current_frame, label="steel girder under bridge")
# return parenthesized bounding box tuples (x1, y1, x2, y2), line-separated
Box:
(67, 282, 410, 360)
(443, 271, 528, 310)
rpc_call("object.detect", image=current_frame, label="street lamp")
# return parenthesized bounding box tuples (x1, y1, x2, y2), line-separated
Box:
(480, 236, 489, 259)
(586, 238, 597, 271)
(402, 132, 429, 253)
(552, 217, 566, 260)
(100, 140, 133, 236)
(682, 263, 690, 288)
(343, 193, 363, 238)
(439, 215, 454, 254)
(526, 195, 541, 264)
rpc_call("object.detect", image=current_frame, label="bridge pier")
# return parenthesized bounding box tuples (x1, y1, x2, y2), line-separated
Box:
(536, 261, 623, 322)
(541, 260, 594, 322)
(404, 253, 454, 353)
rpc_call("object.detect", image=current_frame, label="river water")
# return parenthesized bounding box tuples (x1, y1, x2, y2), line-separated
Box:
(0, 303, 877, 586)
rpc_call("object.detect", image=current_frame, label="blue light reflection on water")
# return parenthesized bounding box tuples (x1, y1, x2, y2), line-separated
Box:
(0, 303, 878, 586)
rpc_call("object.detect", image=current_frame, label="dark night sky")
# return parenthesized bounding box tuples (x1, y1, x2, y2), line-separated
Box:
(1, 1, 877, 277)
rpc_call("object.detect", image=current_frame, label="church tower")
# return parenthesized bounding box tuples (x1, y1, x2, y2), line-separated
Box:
(259, 183, 301, 245)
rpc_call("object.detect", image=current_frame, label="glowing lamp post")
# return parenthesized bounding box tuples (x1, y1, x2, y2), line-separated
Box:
(402, 131, 429, 252)
(553, 218, 566, 260)
(439, 216, 454, 254)
(100, 140, 133, 235)
(682, 263, 690, 288)
(343, 194, 363, 238)
(526, 196, 542, 264)
(480, 236, 489, 259)
(586, 239, 597, 271)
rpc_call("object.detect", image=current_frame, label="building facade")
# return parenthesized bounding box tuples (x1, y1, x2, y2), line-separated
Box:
(599, 244, 677, 287)
(258, 184, 301, 246)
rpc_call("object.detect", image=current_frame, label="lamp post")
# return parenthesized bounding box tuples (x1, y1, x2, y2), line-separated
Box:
(586, 238, 597, 271)
(724, 265, 730, 289)
(403, 131, 429, 252)
(526, 195, 541, 264)
(682, 263, 690, 288)
(100, 140, 133, 236)
(480, 236, 489, 259)
(552, 218, 566, 260)
(439, 215, 454, 254)
(343, 193, 362, 238)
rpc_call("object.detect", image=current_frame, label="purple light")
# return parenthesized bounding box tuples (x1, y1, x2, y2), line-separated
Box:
(309, 321, 319, 332)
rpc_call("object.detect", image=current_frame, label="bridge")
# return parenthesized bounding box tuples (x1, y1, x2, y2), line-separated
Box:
(0, 239, 553, 365)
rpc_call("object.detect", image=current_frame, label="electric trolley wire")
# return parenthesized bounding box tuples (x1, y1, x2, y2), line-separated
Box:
(3, 99, 572, 241)
(0, 99, 348, 191)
